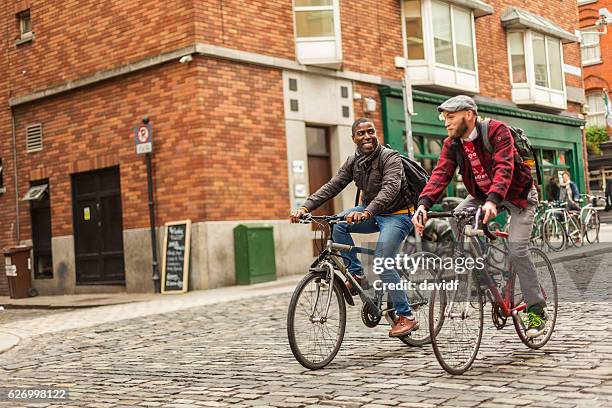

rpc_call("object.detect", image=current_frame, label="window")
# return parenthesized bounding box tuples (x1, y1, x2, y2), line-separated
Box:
(293, 0, 342, 66)
(405, 0, 425, 60)
(18, 10, 31, 37)
(508, 32, 527, 83)
(401, 0, 490, 93)
(294, 0, 334, 38)
(432, 2, 454, 66)
(586, 92, 606, 127)
(0, 158, 3, 189)
(532, 34, 548, 87)
(508, 31, 564, 91)
(430, 2, 475, 70)
(581, 27, 601, 65)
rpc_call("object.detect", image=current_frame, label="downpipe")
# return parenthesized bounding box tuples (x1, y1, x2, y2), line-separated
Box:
(10, 109, 19, 243)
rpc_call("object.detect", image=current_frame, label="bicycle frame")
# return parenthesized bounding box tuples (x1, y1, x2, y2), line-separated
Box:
(310, 240, 381, 318)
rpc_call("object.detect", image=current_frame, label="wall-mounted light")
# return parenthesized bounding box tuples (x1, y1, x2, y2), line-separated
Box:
(363, 97, 377, 113)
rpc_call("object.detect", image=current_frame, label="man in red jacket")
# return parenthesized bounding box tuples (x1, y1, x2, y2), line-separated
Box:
(412, 95, 547, 338)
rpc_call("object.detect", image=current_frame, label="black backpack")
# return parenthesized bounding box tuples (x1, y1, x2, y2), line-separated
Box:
(454, 120, 543, 185)
(354, 145, 430, 207)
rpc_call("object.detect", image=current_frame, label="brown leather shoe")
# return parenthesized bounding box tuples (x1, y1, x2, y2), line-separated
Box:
(389, 316, 419, 337)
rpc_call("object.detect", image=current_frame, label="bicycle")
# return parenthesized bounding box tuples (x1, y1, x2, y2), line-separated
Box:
(542, 201, 582, 251)
(578, 194, 602, 244)
(425, 207, 558, 375)
(286, 214, 438, 369)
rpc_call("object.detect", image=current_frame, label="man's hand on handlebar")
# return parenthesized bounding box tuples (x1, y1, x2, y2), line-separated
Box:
(412, 205, 427, 236)
(482, 201, 497, 224)
(346, 211, 371, 224)
(290, 207, 308, 223)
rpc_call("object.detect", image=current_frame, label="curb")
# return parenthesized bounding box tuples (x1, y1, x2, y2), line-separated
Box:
(0, 301, 139, 310)
(547, 243, 612, 265)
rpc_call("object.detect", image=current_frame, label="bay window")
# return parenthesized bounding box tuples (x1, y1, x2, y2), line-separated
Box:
(293, 0, 342, 68)
(402, 0, 492, 93)
(502, 7, 577, 110)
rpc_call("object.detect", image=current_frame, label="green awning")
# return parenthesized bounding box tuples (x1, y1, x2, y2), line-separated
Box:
(501, 6, 578, 43)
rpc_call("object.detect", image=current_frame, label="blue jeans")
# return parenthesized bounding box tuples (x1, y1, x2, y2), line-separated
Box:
(332, 205, 414, 317)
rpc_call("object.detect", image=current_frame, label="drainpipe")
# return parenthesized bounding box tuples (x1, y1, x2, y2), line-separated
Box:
(10, 108, 20, 243)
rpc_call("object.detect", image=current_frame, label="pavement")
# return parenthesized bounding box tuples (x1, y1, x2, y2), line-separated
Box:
(0, 249, 610, 406)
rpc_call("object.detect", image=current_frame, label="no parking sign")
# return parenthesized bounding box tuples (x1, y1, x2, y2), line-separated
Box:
(134, 123, 153, 154)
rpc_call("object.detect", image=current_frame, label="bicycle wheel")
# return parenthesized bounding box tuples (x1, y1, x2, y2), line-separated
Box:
(394, 253, 440, 347)
(566, 215, 583, 247)
(512, 247, 557, 349)
(429, 269, 484, 375)
(287, 272, 346, 369)
(543, 217, 565, 252)
(584, 209, 600, 244)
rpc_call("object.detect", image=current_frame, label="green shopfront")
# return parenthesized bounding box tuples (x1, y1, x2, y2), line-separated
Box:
(380, 87, 587, 202)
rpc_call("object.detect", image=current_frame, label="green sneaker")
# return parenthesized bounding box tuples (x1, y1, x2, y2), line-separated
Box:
(526, 309, 547, 338)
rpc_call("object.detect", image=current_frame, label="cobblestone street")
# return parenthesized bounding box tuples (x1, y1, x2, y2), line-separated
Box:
(1, 253, 611, 408)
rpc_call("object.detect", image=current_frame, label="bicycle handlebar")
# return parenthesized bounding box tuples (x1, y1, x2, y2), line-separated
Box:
(298, 213, 347, 224)
(426, 206, 498, 240)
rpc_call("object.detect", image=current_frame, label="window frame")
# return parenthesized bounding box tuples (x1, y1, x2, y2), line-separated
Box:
(580, 26, 602, 66)
(18, 9, 31, 37)
(586, 91, 607, 128)
(400, 0, 480, 93)
(293, 1, 336, 41)
(506, 29, 566, 93)
(292, 0, 342, 66)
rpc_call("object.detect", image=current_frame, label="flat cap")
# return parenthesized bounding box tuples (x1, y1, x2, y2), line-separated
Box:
(437, 95, 478, 114)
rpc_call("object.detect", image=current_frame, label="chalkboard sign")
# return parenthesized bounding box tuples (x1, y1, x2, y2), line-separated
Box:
(161, 220, 191, 294)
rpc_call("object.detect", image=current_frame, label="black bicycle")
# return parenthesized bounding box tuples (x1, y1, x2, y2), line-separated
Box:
(286, 214, 439, 369)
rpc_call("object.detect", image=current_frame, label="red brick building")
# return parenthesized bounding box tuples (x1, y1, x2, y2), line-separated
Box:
(1, 1, 587, 296)
(579, 0, 612, 192)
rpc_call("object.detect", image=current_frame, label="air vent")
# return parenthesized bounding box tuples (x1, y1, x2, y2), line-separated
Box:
(26, 124, 43, 153)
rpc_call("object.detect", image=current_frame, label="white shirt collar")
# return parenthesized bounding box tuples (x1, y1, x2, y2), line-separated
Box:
(461, 127, 478, 143)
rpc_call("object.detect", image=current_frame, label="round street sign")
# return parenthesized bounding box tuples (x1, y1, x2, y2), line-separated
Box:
(137, 126, 150, 143)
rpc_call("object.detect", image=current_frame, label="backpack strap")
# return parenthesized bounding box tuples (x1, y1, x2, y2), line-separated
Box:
(478, 119, 492, 153)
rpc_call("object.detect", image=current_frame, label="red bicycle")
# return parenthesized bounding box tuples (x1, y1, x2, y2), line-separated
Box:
(426, 206, 558, 374)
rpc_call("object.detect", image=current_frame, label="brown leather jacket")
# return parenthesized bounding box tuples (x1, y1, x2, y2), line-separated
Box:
(302, 147, 408, 216)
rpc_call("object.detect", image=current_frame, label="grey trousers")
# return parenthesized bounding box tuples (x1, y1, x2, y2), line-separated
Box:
(453, 187, 546, 307)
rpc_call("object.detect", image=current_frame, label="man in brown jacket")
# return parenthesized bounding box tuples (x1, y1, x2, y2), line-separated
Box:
(290, 118, 417, 338)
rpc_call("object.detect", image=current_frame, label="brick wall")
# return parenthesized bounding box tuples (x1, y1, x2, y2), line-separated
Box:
(477, 1, 583, 103)
(194, 0, 295, 61)
(7, 0, 195, 96)
(6, 58, 288, 246)
(0, 1, 11, 295)
(580, 1, 612, 93)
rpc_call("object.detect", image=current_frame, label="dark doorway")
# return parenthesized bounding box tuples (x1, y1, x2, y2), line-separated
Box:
(72, 167, 125, 284)
(306, 127, 335, 255)
(29, 180, 53, 279)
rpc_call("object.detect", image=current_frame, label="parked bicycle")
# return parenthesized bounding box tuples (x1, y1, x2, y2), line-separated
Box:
(543, 195, 603, 251)
(425, 206, 557, 375)
(286, 214, 438, 369)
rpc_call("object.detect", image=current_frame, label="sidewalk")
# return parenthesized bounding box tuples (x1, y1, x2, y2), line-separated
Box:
(0, 292, 158, 309)
(0, 274, 304, 354)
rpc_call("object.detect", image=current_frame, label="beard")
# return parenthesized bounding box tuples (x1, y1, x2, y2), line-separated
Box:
(449, 118, 470, 139)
